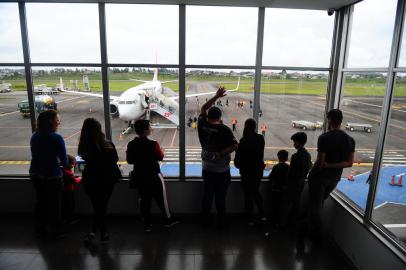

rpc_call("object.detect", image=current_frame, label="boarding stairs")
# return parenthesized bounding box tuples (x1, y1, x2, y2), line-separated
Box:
(147, 95, 179, 126)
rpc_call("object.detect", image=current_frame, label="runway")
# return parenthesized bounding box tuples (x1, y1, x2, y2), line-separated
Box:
(0, 83, 405, 177)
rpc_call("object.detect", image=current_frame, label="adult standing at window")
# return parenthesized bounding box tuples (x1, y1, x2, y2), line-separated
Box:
(126, 120, 178, 232)
(30, 110, 67, 238)
(78, 118, 121, 244)
(234, 118, 266, 225)
(198, 87, 238, 229)
(307, 109, 355, 241)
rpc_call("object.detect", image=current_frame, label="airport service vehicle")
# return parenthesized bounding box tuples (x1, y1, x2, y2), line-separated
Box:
(18, 95, 57, 117)
(34, 84, 59, 95)
(345, 122, 372, 133)
(292, 120, 320, 130)
(0, 83, 11, 93)
(62, 69, 240, 134)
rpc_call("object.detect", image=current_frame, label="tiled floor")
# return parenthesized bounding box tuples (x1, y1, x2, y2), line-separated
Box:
(0, 216, 354, 270)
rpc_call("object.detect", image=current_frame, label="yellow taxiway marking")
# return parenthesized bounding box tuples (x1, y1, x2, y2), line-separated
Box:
(0, 160, 375, 167)
(1, 145, 406, 153)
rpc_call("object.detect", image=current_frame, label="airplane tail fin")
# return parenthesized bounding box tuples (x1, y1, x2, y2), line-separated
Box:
(153, 68, 158, 82)
(59, 77, 64, 91)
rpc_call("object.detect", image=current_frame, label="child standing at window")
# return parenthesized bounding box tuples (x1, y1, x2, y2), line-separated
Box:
(62, 155, 81, 225)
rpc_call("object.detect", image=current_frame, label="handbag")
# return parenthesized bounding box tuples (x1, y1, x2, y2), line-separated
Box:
(128, 170, 138, 189)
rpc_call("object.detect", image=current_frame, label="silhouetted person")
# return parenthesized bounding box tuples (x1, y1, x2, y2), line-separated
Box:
(78, 118, 121, 244)
(187, 116, 193, 127)
(198, 87, 238, 228)
(231, 117, 237, 132)
(61, 155, 81, 225)
(234, 118, 266, 224)
(307, 109, 355, 241)
(126, 120, 178, 232)
(285, 132, 312, 225)
(30, 110, 67, 238)
(260, 123, 267, 137)
(268, 150, 289, 227)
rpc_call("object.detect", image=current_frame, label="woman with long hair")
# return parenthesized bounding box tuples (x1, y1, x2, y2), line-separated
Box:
(234, 118, 266, 224)
(30, 109, 67, 238)
(78, 118, 121, 243)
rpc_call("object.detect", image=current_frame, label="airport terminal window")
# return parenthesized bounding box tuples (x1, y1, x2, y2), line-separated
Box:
(371, 74, 406, 248)
(347, 0, 397, 68)
(262, 9, 333, 67)
(185, 69, 254, 177)
(26, 3, 100, 63)
(397, 17, 406, 67)
(106, 4, 178, 64)
(186, 6, 257, 66)
(259, 70, 328, 176)
(335, 73, 387, 212)
(108, 67, 179, 177)
(0, 3, 24, 63)
(32, 67, 105, 166)
(0, 67, 30, 175)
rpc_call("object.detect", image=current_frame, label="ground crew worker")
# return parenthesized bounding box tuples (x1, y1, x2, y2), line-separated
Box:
(232, 117, 238, 132)
(260, 123, 267, 137)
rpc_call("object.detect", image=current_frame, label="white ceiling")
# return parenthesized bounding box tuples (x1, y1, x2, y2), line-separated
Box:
(22, 0, 363, 10)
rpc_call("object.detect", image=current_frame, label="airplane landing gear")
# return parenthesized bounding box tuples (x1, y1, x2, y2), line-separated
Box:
(121, 121, 134, 135)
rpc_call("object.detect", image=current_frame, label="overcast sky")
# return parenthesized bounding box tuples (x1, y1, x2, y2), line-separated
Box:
(0, 0, 401, 69)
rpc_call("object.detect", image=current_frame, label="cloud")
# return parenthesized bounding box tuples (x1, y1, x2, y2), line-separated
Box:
(0, 3, 24, 62)
(0, 1, 401, 69)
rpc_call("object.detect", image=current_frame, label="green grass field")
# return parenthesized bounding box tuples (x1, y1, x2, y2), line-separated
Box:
(3, 72, 406, 97)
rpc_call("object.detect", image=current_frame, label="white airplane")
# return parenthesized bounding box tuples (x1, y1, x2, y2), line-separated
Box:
(60, 70, 240, 134)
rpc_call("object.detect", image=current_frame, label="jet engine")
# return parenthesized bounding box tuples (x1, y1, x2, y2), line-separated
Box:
(110, 103, 119, 117)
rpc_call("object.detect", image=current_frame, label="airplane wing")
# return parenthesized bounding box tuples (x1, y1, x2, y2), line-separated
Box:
(60, 89, 119, 101)
(161, 80, 178, 84)
(169, 77, 240, 101)
(129, 78, 149, 83)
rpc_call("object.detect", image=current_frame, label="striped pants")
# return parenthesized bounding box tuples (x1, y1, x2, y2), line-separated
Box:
(138, 173, 171, 225)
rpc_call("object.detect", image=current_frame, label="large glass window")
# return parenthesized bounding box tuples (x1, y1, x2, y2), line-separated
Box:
(109, 67, 179, 177)
(263, 9, 333, 67)
(347, 0, 397, 68)
(0, 67, 29, 175)
(185, 69, 254, 176)
(372, 74, 406, 248)
(26, 3, 100, 63)
(186, 6, 257, 65)
(0, 3, 24, 63)
(106, 4, 178, 64)
(260, 70, 328, 176)
(336, 73, 387, 212)
(32, 67, 104, 162)
(397, 15, 406, 67)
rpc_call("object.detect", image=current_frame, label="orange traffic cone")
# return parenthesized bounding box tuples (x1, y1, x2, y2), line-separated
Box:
(347, 174, 354, 181)
(390, 175, 396, 186)
(119, 133, 124, 141)
(397, 174, 403, 186)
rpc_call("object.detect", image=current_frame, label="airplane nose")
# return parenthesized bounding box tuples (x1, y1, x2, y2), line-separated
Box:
(118, 106, 132, 121)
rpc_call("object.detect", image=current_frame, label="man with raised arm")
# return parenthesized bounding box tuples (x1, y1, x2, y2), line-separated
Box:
(198, 87, 238, 229)
(307, 109, 355, 241)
